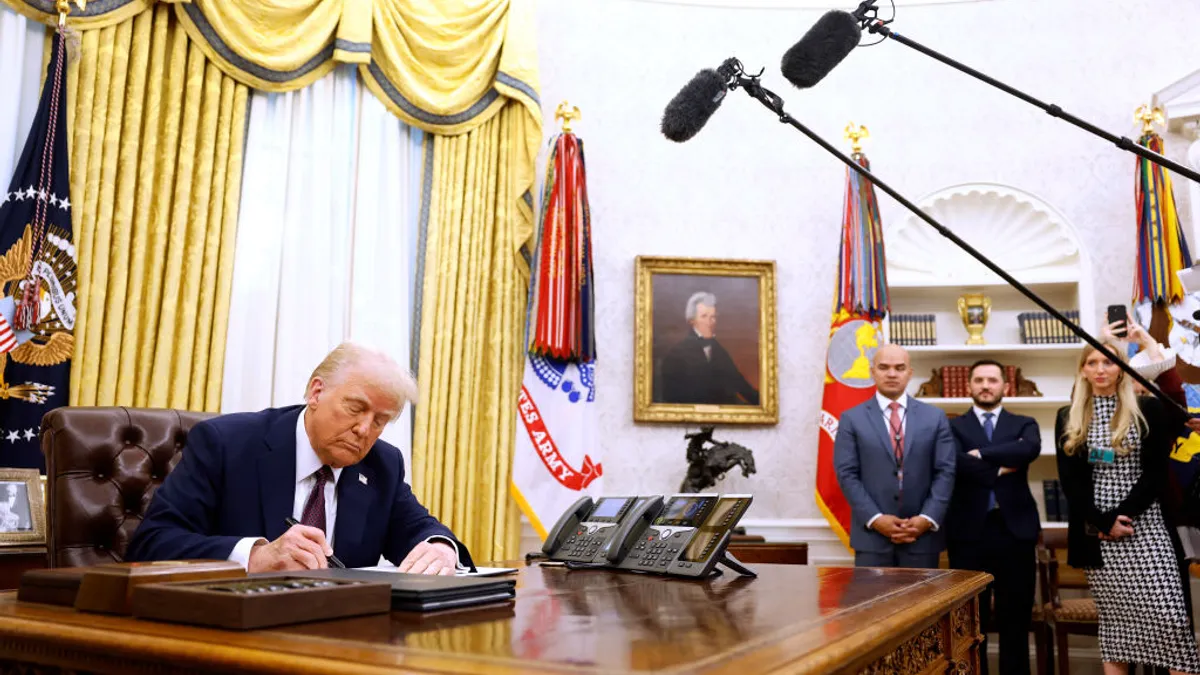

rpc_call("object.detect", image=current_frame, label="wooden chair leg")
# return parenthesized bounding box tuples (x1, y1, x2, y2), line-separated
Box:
(1055, 625, 1071, 675)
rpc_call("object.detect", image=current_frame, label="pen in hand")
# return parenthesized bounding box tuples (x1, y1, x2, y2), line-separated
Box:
(284, 517, 346, 569)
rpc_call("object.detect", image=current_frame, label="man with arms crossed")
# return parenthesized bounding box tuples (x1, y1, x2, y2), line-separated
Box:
(834, 344, 956, 568)
(947, 360, 1040, 675)
(127, 343, 470, 574)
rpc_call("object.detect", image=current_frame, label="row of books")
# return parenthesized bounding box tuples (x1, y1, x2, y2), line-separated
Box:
(937, 364, 1019, 398)
(1019, 310, 1081, 344)
(1042, 480, 1070, 522)
(890, 314, 937, 346)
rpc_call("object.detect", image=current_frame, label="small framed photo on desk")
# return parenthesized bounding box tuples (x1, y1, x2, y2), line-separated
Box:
(0, 469, 45, 545)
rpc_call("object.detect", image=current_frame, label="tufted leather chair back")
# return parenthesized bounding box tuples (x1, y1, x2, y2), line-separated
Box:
(40, 407, 214, 568)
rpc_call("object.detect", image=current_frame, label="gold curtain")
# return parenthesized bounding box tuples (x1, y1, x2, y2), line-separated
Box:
(413, 103, 536, 563)
(63, 4, 247, 409)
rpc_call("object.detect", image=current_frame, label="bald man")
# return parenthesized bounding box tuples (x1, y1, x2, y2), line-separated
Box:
(833, 344, 956, 568)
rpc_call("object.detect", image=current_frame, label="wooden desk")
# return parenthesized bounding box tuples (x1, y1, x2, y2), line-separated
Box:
(0, 547, 46, 590)
(0, 563, 989, 674)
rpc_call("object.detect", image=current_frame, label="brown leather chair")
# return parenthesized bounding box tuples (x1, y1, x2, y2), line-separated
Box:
(40, 407, 213, 568)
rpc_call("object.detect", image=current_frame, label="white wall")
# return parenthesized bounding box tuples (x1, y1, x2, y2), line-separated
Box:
(533, 0, 1200, 529)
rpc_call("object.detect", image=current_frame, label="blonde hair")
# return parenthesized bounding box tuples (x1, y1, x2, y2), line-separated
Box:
(304, 342, 418, 420)
(1060, 341, 1146, 456)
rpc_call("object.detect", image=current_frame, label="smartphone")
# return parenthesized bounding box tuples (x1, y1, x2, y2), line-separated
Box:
(1106, 304, 1128, 338)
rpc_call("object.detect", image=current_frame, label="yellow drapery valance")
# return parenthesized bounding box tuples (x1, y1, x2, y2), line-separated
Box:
(1, 0, 539, 137)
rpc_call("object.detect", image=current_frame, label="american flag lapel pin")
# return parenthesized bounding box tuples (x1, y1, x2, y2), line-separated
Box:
(359, 473, 368, 486)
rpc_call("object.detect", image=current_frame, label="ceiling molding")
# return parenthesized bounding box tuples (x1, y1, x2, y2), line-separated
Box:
(1154, 69, 1200, 132)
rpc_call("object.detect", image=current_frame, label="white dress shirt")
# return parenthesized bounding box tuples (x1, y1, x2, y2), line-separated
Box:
(972, 404, 1002, 431)
(228, 411, 462, 570)
(695, 328, 713, 361)
(867, 392, 938, 532)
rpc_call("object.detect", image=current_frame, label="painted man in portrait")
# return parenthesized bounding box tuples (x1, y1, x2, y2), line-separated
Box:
(660, 292, 759, 406)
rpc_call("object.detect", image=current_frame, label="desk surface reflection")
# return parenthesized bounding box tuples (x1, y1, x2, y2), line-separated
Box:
(0, 562, 990, 674)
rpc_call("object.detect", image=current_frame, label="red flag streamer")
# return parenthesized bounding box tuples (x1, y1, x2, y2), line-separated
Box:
(815, 150, 890, 548)
(527, 133, 595, 362)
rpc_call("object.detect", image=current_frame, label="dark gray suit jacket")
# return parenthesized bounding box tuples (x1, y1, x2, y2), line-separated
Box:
(833, 396, 957, 554)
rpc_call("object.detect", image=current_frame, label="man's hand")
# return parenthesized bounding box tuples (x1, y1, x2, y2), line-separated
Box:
(398, 541, 458, 575)
(998, 466, 1016, 476)
(870, 514, 907, 541)
(967, 449, 982, 459)
(890, 517, 933, 544)
(247, 524, 331, 573)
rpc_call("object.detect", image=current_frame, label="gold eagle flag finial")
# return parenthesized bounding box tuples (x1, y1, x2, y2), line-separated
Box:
(1135, 104, 1165, 136)
(844, 122, 869, 154)
(555, 101, 581, 134)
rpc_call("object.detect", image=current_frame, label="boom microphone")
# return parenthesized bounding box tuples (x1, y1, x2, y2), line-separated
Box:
(780, 10, 861, 90)
(661, 69, 729, 142)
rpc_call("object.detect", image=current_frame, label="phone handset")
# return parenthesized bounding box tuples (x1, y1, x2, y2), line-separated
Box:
(542, 496, 594, 557)
(602, 495, 664, 564)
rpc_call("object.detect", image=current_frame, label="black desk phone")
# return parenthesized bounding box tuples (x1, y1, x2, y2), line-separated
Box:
(540, 493, 755, 578)
(542, 495, 663, 564)
(612, 493, 754, 577)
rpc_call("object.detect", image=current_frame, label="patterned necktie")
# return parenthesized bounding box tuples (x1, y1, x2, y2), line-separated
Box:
(300, 465, 333, 533)
(888, 401, 904, 464)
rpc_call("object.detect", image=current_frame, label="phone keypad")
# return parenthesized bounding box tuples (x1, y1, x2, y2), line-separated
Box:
(561, 528, 604, 561)
(627, 531, 687, 569)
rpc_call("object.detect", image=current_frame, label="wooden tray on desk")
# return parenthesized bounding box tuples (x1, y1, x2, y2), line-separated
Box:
(17, 566, 88, 607)
(75, 560, 245, 615)
(131, 575, 392, 630)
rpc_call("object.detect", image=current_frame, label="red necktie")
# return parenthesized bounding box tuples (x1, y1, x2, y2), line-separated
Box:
(300, 465, 333, 533)
(888, 401, 904, 465)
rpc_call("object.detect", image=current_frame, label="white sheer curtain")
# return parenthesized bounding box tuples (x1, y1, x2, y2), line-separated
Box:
(222, 64, 423, 471)
(0, 5, 46, 177)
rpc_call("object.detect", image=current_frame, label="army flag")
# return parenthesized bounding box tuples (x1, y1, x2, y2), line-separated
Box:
(0, 30, 76, 470)
(816, 148, 889, 548)
(512, 131, 602, 539)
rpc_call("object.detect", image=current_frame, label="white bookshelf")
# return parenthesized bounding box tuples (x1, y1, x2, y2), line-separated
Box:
(883, 182, 1094, 528)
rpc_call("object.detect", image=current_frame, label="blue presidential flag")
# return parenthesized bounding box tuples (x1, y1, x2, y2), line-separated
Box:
(0, 31, 76, 470)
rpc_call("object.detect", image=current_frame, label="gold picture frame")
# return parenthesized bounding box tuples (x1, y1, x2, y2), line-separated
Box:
(635, 256, 778, 424)
(0, 468, 46, 546)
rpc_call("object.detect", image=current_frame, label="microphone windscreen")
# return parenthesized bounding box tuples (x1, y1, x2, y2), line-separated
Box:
(661, 69, 728, 143)
(781, 10, 862, 89)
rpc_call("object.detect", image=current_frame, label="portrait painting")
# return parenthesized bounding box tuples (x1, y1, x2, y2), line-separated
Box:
(0, 469, 45, 545)
(634, 256, 777, 424)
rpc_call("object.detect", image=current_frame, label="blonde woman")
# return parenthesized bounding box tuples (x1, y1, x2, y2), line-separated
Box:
(1055, 336, 1200, 675)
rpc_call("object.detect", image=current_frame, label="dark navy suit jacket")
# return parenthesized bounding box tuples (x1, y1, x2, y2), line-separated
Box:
(947, 409, 1041, 543)
(125, 406, 472, 569)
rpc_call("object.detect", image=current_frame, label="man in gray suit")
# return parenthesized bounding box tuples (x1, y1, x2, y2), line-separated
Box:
(833, 344, 956, 568)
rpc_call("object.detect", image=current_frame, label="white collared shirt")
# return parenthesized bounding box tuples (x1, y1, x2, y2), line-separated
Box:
(292, 411, 343, 546)
(695, 328, 713, 361)
(972, 405, 1002, 432)
(876, 391, 909, 435)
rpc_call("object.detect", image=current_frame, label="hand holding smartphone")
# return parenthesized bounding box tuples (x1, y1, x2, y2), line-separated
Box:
(1106, 304, 1129, 338)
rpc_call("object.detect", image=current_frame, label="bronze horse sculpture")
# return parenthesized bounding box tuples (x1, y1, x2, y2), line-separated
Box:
(680, 426, 756, 493)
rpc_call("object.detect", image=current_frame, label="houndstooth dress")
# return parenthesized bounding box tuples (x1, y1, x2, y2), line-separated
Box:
(1084, 395, 1200, 671)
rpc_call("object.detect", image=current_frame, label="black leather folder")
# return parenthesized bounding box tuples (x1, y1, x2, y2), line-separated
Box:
(293, 569, 516, 612)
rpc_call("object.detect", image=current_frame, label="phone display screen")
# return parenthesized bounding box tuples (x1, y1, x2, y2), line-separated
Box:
(586, 497, 632, 523)
(680, 497, 751, 563)
(654, 496, 716, 527)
